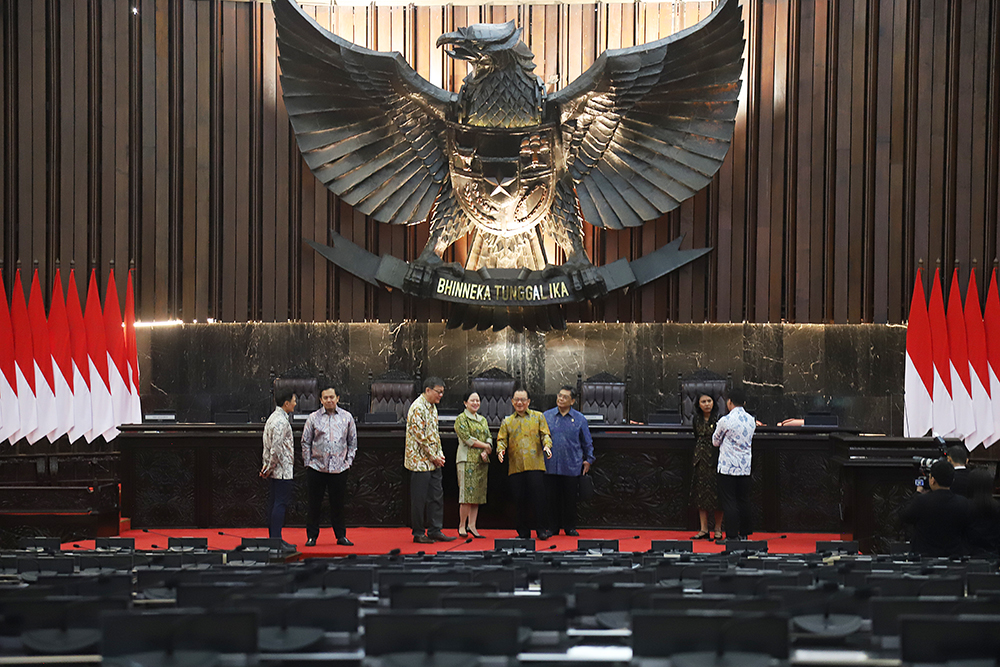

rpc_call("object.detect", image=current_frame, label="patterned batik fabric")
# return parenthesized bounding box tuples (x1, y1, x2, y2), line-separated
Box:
(713, 406, 756, 476)
(455, 409, 491, 504)
(405, 394, 443, 472)
(263, 406, 295, 480)
(497, 410, 552, 474)
(301, 406, 358, 473)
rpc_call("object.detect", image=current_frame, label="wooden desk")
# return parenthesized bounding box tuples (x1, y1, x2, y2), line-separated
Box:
(118, 424, 851, 534)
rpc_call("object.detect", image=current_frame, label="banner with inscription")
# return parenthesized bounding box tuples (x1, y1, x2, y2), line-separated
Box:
(306, 233, 711, 329)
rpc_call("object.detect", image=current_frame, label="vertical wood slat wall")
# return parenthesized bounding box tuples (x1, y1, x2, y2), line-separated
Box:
(1, 0, 998, 324)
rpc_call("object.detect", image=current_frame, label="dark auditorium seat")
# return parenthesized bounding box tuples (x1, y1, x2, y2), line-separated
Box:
(440, 593, 568, 631)
(367, 370, 418, 423)
(578, 372, 629, 425)
(632, 610, 789, 659)
(470, 368, 516, 426)
(100, 609, 259, 658)
(678, 369, 731, 425)
(364, 609, 521, 656)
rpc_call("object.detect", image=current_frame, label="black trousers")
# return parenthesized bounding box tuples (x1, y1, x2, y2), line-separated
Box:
(509, 470, 548, 538)
(267, 478, 293, 540)
(306, 467, 349, 540)
(545, 474, 579, 533)
(717, 473, 752, 539)
(409, 468, 443, 536)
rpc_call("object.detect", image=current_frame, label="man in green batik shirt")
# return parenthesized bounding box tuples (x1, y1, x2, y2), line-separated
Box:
(497, 387, 553, 540)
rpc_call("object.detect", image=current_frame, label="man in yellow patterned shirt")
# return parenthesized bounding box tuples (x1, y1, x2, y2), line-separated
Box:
(405, 376, 457, 544)
(497, 388, 553, 540)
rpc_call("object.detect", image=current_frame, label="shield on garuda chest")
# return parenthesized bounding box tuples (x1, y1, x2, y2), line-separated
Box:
(447, 123, 559, 245)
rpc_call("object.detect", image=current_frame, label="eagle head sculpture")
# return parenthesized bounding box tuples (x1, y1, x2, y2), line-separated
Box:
(273, 0, 744, 299)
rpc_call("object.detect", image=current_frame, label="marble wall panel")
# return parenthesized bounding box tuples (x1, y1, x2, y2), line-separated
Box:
(626, 324, 667, 420)
(542, 328, 587, 396)
(143, 322, 908, 435)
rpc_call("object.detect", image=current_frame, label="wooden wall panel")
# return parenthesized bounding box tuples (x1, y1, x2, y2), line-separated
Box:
(2, 0, 1000, 325)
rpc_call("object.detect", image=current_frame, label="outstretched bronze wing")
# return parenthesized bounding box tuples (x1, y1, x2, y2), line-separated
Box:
(547, 0, 744, 230)
(273, 0, 455, 225)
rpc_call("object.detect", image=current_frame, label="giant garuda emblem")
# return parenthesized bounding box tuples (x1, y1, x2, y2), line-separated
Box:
(273, 0, 744, 330)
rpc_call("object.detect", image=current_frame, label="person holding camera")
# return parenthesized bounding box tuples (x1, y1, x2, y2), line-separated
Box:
(900, 459, 970, 558)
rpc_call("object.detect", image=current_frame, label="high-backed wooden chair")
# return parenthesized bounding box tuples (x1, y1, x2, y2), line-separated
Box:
(367, 370, 419, 424)
(678, 370, 730, 425)
(577, 372, 629, 425)
(470, 368, 516, 426)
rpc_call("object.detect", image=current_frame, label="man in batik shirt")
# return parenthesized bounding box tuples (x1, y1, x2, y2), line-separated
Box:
(405, 376, 456, 544)
(497, 388, 553, 540)
(261, 389, 297, 551)
(713, 386, 756, 541)
(302, 385, 357, 547)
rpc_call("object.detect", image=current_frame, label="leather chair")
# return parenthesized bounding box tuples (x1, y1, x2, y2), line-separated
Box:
(270, 370, 320, 416)
(578, 372, 628, 425)
(470, 368, 516, 426)
(368, 370, 419, 424)
(678, 370, 730, 425)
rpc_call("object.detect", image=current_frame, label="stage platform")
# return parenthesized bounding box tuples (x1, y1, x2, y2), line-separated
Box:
(63, 527, 841, 558)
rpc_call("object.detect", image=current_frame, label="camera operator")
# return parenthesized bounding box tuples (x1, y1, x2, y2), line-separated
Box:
(945, 445, 971, 498)
(900, 459, 970, 558)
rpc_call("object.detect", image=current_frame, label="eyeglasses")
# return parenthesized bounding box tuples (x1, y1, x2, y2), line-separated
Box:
(431, 388, 444, 395)
(512, 398, 528, 403)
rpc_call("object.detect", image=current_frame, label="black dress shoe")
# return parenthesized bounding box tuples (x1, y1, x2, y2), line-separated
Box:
(537, 531, 552, 540)
(337, 537, 354, 547)
(279, 541, 297, 552)
(304, 537, 317, 547)
(413, 534, 435, 544)
(428, 531, 457, 542)
(565, 529, 580, 536)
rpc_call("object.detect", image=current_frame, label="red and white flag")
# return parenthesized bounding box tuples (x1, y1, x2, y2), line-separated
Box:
(8, 271, 37, 443)
(25, 270, 57, 444)
(904, 269, 934, 437)
(928, 268, 956, 437)
(65, 270, 92, 444)
(0, 271, 19, 444)
(84, 270, 116, 442)
(984, 269, 1000, 449)
(964, 269, 994, 449)
(124, 270, 142, 425)
(46, 270, 74, 442)
(103, 270, 132, 427)
(946, 269, 977, 442)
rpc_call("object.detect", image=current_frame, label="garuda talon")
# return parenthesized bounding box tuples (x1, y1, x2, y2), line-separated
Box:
(273, 0, 744, 301)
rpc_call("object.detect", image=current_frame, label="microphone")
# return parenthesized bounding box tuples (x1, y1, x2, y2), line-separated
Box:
(216, 531, 248, 551)
(442, 538, 474, 552)
(142, 528, 173, 538)
(141, 528, 174, 549)
(386, 548, 401, 556)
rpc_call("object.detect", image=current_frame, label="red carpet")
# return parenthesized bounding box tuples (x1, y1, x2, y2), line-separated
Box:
(64, 527, 840, 557)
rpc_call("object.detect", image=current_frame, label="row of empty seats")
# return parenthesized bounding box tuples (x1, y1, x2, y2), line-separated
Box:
(2, 536, 1000, 664)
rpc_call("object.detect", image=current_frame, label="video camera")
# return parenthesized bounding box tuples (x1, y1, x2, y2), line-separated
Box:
(912, 436, 948, 490)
